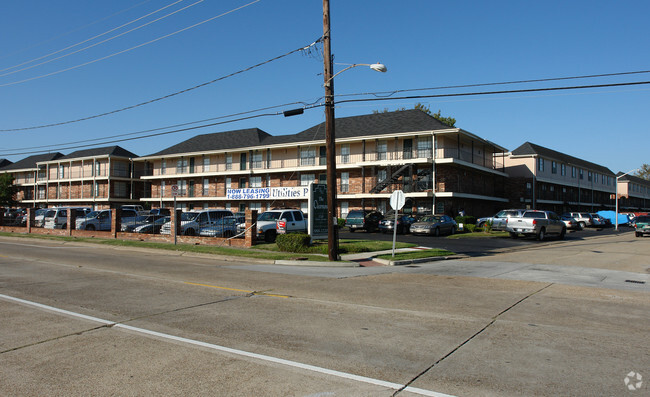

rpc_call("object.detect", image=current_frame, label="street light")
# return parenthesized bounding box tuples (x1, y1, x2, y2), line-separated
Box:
(322, 0, 386, 260)
(615, 168, 639, 231)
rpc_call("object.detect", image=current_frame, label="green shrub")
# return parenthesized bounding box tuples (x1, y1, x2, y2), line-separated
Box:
(276, 233, 311, 253)
(338, 218, 346, 229)
(464, 224, 477, 233)
(455, 215, 476, 225)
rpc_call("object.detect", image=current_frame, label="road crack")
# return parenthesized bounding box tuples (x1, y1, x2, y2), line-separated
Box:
(393, 283, 554, 396)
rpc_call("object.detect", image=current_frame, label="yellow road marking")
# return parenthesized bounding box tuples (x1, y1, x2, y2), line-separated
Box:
(184, 282, 289, 298)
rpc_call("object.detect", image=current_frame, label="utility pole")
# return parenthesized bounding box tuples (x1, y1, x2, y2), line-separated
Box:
(323, 0, 339, 261)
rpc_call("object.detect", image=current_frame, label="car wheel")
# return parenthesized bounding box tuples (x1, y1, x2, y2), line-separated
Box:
(538, 228, 546, 241)
(265, 229, 276, 243)
(579, 221, 586, 229)
(433, 227, 440, 237)
(86, 224, 95, 231)
(559, 227, 566, 240)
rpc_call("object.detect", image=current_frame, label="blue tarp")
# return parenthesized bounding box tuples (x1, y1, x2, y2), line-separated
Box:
(597, 210, 630, 225)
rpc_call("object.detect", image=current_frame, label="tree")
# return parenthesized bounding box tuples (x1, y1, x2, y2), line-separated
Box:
(636, 164, 650, 180)
(373, 103, 457, 127)
(0, 173, 17, 207)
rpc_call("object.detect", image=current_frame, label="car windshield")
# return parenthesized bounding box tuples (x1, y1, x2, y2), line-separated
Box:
(44, 210, 56, 217)
(154, 217, 170, 225)
(35, 209, 48, 216)
(180, 212, 198, 221)
(85, 211, 100, 219)
(258, 212, 281, 221)
(420, 216, 442, 223)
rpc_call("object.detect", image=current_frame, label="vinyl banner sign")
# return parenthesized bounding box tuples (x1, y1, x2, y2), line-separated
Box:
(226, 186, 310, 200)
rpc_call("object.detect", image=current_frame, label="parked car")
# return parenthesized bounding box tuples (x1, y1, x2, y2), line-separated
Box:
(591, 213, 611, 227)
(477, 209, 526, 231)
(160, 209, 233, 236)
(199, 215, 243, 238)
(344, 210, 383, 233)
(409, 214, 457, 236)
(76, 210, 112, 231)
(506, 210, 566, 240)
(149, 208, 171, 216)
(256, 209, 307, 242)
(562, 212, 594, 229)
(633, 215, 650, 237)
(379, 213, 417, 234)
(120, 215, 166, 232)
(560, 215, 582, 231)
(44, 207, 91, 229)
(33, 208, 49, 227)
(134, 216, 170, 234)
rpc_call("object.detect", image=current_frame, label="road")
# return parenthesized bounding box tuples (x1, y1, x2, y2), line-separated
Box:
(0, 233, 648, 396)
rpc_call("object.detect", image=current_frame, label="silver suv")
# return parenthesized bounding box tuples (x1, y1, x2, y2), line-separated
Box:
(477, 209, 526, 231)
(161, 209, 233, 236)
(43, 207, 91, 229)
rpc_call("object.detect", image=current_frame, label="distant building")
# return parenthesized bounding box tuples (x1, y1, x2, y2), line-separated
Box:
(616, 173, 650, 212)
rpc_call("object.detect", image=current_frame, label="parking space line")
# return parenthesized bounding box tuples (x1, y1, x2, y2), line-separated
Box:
(0, 292, 453, 397)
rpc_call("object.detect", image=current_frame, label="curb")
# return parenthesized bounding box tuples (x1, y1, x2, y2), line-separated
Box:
(274, 259, 359, 267)
(373, 254, 469, 266)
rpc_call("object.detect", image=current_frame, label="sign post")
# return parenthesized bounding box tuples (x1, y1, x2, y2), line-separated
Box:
(389, 190, 406, 258)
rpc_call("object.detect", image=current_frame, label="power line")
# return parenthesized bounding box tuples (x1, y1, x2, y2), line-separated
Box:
(0, 0, 261, 88)
(0, 0, 187, 75)
(0, 37, 322, 132)
(334, 80, 650, 105)
(0, 101, 309, 154)
(0, 0, 152, 62)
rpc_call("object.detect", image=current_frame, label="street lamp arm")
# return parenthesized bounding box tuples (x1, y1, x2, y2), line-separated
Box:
(324, 63, 387, 86)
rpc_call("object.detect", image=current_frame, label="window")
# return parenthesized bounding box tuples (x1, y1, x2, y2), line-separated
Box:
(203, 156, 210, 172)
(226, 154, 232, 170)
(38, 186, 46, 199)
(340, 172, 349, 193)
(537, 158, 545, 172)
(300, 174, 314, 186)
(319, 146, 326, 165)
(161, 181, 166, 197)
(114, 181, 128, 198)
(176, 158, 188, 174)
(561, 164, 566, 176)
(340, 201, 349, 218)
(572, 166, 577, 178)
(551, 161, 557, 174)
(203, 178, 209, 196)
(318, 173, 327, 184)
(225, 177, 231, 189)
(377, 169, 387, 182)
(300, 147, 316, 166)
(579, 169, 584, 180)
(377, 140, 387, 160)
(588, 171, 592, 182)
(239, 177, 247, 188)
(240, 153, 247, 171)
(59, 165, 65, 179)
(417, 137, 432, 158)
(189, 157, 195, 173)
(95, 161, 102, 176)
(250, 202, 261, 211)
(113, 162, 129, 177)
(161, 159, 166, 175)
(93, 182, 99, 197)
(341, 144, 350, 164)
(250, 176, 262, 188)
(403, 139, 413, 160)
(178, 180, 187, 195)
(252, 151, 262, 169)
(266, 149, 272, 169)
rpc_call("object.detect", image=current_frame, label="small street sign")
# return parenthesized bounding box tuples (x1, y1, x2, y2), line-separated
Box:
(390, 190, 405, 210)
(171, 185, 179, 197)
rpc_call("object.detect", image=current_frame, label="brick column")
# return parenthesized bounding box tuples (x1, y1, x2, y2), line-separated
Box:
(173, 209, 182, 244)
(245, 210, 257, 246)
(111, 209, 119, 238)
(27, 208, 34, 233)
(67, 210, 77, 236)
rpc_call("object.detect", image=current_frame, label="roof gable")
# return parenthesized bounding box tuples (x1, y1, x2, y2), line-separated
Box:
(146, 128, 271, 157)
(59, 145, 138, 160)
(0, 152, 64, 171)
(512, 142, 614, 175)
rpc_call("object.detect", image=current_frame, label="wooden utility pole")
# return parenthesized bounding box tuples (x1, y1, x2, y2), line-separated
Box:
(323, 0, 339, 260)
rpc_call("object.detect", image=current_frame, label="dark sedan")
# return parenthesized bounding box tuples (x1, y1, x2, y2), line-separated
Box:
(379, 214, 417, 234)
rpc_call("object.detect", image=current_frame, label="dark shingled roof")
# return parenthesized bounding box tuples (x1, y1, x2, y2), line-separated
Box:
(59, 145, 138, 160)
(284, 109, 453, 143)
(617, 172, 650, 186)
(512, 142, 614, 175)
(144, 110, 455, 157)
(147, 128, 272, 156)
(0, 159, 12, 169)
(0, 152, 64, 171)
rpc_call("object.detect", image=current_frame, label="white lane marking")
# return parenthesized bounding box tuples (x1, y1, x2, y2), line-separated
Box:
(0, 293, 454, 397)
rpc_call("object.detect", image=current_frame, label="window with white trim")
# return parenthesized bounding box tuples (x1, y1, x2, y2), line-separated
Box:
(377, 140, 387, 160)
(300, 148, 316, 166)
(250, 176, 262, 188)
(300, 174, 314, 186)
(341, 144, 350, 164)
(340, 172, 349, 193)
(203, 178, 210, 195)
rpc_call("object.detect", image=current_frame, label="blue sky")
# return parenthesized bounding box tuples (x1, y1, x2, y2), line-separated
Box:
(1, 0, 648, 174)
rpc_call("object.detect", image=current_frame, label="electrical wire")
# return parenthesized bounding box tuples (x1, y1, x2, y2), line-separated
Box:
(0, 0, 152, 62)
(0, 101, 310, 154)
(0, 37, 322, 132)
(0, 0, 261, 88)
(0, 0, 187, 75)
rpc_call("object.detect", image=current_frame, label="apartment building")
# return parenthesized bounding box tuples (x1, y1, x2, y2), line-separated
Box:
(616, 173, 650, 212)
(136, 110, 510, 217)
(0, 152, 65, 205)
(28, 146, 145, 209)
(504, 142, 617, 213)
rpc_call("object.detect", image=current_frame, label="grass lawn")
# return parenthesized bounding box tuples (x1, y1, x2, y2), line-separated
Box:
(375, 249, 455, 261)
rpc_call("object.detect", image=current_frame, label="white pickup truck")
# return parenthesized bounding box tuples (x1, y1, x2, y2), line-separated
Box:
(505, 210, 566, 241)
(256, 209, 307, 242)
